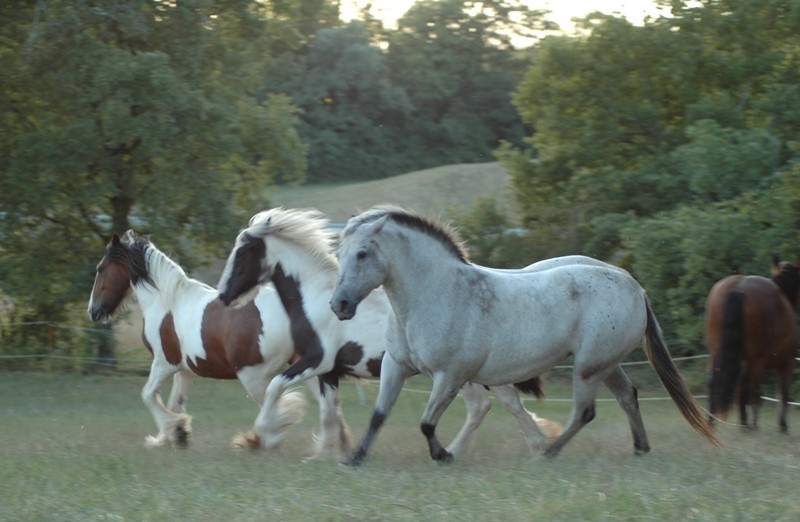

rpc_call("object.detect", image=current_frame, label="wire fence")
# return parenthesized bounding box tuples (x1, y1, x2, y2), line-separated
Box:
(2, 321, 799, 407)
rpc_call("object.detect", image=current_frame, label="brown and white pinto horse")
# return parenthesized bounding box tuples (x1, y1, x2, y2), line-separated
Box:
(705, 256, 800, 432)
(217, 208, 563, 461)
(87, 231, 310, 450)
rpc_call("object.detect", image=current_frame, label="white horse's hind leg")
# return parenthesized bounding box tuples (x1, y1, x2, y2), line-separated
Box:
(306, 379, 351, 460)
(543, 370, 601, 458)
(604, 366, 650, 455)
(489, 384, 551, 453)
(166, 370, 193, 414)
(141, 361, 191, 448)
(446, 383, 492, 458)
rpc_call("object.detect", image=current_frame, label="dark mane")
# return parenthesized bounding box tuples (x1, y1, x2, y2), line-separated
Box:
(772, 262, 800, 307)
(108, 232, 155, 288)
(348, 206, 470, 264)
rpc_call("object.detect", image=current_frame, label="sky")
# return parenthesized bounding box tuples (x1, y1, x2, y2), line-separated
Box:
(340, 1, 666, 34)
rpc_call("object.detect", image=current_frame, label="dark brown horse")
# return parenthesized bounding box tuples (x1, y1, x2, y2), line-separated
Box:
(705, 257, 799, 432)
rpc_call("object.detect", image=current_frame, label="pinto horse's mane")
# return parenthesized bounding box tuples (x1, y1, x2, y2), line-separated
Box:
(772, 261, 800, 307)
(119, 231, 211, 297)
(345, 205, 470, 264)
(245, 207, 338, 271)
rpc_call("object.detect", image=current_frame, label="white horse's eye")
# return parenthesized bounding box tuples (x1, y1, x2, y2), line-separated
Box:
(356, 250, 367, 261)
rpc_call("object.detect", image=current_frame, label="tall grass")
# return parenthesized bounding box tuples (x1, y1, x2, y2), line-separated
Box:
(1, 372, 798, 521)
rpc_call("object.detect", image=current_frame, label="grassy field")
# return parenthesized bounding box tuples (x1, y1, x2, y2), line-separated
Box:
(2, 371, 799, 521)
(266, 162, 515, 222)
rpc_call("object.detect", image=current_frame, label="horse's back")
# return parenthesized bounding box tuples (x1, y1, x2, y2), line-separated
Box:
(465, 264, 648, 384)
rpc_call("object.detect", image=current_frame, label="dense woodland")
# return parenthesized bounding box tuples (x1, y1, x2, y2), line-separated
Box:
(2, 0, 800, 365)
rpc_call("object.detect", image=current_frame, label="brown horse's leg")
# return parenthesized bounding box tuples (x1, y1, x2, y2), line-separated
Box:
(738, 374, 750, 428)
(779, 365, 793, 433)
(741, 367, 764, 430)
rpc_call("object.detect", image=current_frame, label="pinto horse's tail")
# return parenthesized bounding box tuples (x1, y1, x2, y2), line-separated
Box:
(643, 296, 721, 447)
(513, 376, 545, 399)
(708, 291, 745, 418)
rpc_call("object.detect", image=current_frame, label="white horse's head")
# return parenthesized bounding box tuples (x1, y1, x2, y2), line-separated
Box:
(330, 213, 392, 320)
(218, 226, 270, 308)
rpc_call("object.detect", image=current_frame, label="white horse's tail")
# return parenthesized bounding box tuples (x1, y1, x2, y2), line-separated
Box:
(643, 296, 721, 447)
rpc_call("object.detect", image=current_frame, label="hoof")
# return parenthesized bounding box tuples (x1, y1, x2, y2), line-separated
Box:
(343, 457, 363, 467)
(542, 446, 560, 459)
(634, 445, 651, 456)
(175, 425, 190, 447)
(170, 415, 193, 447)
(231, 431, 261, 450)
(343, 450, 366, 467)
(434, 450, 454, 464)
(144, 433, 167, 448)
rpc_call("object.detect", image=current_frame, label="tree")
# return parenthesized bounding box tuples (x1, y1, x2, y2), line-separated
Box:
(0, 1, 307, 367)
(385, 0, 552, 169)
(502, 0, 800, 352)
(283, 22, 415, 182)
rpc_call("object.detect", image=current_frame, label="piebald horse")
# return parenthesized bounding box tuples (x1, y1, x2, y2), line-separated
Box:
(330, 205, 720, 464)
(216, 207, 562, 459)
(88, 231, 316, 453)
(705, 256, 799, 432)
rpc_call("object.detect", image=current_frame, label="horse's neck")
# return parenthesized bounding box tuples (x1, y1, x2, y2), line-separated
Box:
(134, 248, 207, 313)
(772, 271, 800, 308)
(268, 238, 337, 312)
(382, 235, 465, 320)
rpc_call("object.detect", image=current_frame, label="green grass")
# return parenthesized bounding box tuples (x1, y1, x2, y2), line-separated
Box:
(267, 162, 515, 222)
(2, 371, 799, 521)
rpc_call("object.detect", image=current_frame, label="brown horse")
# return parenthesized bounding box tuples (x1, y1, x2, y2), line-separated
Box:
(705, 256, 799, 432)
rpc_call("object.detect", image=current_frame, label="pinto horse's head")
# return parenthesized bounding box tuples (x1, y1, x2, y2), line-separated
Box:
(87, 232, 139, 322)
(218, 230, 269, 308)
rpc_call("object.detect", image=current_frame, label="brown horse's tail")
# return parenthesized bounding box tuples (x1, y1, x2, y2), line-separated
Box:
(643, 296, 721, 447)
(708, 291, 745, 418)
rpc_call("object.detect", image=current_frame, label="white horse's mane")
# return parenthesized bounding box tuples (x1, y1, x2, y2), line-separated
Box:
(345, 205, 470, 263)
(245, 207, 338, 270)
(122, 231, 212, 304)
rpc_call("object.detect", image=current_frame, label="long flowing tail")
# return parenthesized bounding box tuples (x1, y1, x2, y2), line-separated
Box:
(708, 291, 745, 418)
(643, 296, 721, 446)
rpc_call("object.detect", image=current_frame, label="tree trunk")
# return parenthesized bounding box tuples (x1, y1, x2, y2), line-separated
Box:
(93, 322, 117, 373)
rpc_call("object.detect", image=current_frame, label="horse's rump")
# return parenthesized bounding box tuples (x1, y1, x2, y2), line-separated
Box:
(708, 289, 746, 416)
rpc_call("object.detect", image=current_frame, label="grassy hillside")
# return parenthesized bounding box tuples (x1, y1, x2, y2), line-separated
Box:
(267, 162, 515, 222)
(110, 162, 515, 352)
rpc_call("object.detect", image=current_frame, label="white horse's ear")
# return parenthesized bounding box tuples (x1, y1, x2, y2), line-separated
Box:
(370, 215, 390, 234)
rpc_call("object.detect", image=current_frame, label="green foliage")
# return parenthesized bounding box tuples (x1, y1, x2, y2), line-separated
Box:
(0, 0, 307, 362)
(287, 22, 415, 182)
(502, 0, 800, 353)
(384, 0, 546, 169)
(451, 197, 515, 267)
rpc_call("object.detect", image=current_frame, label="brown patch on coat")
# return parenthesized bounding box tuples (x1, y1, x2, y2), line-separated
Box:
(141, 317, 154, 356)
(187, 299, 264, 379)
(160, 313, 182, 365)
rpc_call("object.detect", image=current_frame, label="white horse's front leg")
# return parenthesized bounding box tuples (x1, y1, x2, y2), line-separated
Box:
(420, 373, 464, 463)
(446, 383, 492, 458)
(348, 354, 414, 465)
(141, 361, 191, 448)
